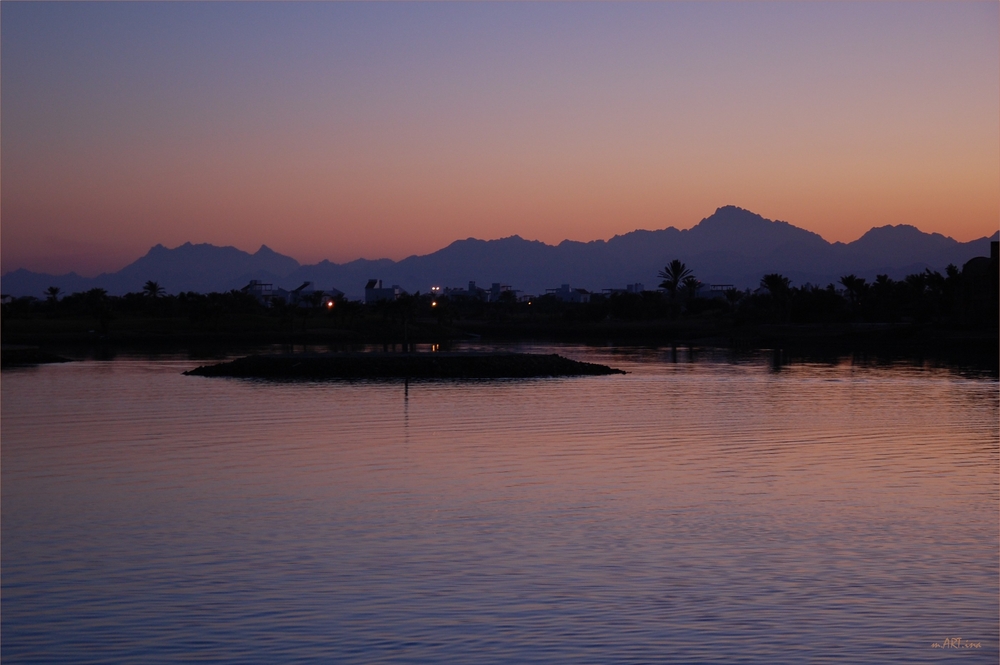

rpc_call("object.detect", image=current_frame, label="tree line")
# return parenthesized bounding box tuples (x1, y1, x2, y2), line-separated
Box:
(3, 255, 996, 336)
(649, 258, 997, 327)
(1, 281, 360, 336)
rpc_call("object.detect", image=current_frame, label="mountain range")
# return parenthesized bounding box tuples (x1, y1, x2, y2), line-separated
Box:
(3, 206, 997, 300)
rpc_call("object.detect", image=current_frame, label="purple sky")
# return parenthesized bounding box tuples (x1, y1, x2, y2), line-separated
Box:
(2, 1, 997, 276)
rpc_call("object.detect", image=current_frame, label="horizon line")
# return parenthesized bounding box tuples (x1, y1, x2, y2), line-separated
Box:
(4, 208, 999, 279)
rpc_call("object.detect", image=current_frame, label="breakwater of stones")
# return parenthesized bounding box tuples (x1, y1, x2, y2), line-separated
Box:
(185, 352, 625, 379)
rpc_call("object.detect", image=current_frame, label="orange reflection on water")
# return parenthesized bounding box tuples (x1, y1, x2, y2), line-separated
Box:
(2, 350, 997, 662)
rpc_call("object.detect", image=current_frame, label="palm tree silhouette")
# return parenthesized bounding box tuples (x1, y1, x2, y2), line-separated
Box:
(45, 286, 61, 303)
(873, 274, 893, 290)
(760, 273, 790, 297)
(760, 274, 791, 322)
(84, 288, 112, 333)
(904, 272, 928, 295)
(143, 281, 165, 298)
(681, 275, 702, 304)
(658, 260, 693, 301)
(839, 274, 867, 308)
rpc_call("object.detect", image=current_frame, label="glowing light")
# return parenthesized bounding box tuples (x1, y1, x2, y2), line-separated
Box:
(431, 301, 437, 307)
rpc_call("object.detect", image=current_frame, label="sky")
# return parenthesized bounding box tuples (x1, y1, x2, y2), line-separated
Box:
(2, 1, 998, 277)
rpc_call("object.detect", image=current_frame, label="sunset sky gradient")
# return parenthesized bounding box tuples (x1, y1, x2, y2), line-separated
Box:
(2, 1, 998, 276)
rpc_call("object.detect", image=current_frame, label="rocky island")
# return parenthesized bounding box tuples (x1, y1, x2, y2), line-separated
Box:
(184, 352, 626, 379)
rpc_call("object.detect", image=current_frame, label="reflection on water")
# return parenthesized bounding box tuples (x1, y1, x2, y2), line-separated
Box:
(2, 346, 997, 663)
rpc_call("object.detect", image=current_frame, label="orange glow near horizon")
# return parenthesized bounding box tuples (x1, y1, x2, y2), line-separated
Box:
(2, 2, 997, 276)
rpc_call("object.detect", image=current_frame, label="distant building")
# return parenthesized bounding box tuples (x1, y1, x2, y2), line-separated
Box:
(546, 284, 591, 303)
(244, 280, 344, 307)
(243, 280, 277, 305)
(431, 281, 517, 301)
(704, 284, 735, 300)
(489, 282, 514, 302)
(286, 281, 313, 306)
(442, 281, 488, 300)
(288, 281, 345, 307)
(603, 283, 645, 295)
(365, 279, 403, 304)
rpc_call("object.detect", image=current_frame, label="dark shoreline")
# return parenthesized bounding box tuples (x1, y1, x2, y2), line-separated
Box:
(0, 346, 73, 368)
(3, 318, 996, 375)
(4, 317, 996, 348)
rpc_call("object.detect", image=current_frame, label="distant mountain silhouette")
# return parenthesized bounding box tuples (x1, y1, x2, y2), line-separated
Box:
(1, 242, 303, 297)
(118, 242, 302, 291)
(3, 206, 996, 299)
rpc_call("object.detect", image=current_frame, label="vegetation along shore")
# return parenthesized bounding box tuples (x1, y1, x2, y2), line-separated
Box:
(3, 251, 996, 369)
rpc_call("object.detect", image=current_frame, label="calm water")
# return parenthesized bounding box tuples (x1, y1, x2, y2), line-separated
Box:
(2, 345, 997, 663)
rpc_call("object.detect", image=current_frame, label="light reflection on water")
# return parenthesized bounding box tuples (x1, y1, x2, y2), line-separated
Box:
(2, 346, 997, 663)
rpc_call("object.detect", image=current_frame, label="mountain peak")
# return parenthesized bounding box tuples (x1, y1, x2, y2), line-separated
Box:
(715, 204, 755, 215)
(693, 206, 775, 231)
(2, 210, 990, 298)
(857, 224, 949, 242)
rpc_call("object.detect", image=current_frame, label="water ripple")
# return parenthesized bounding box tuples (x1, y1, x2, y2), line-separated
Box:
(2, 348, 997, 663)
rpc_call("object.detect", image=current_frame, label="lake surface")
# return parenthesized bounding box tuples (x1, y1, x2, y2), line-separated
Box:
(3, 345, 997, 663)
